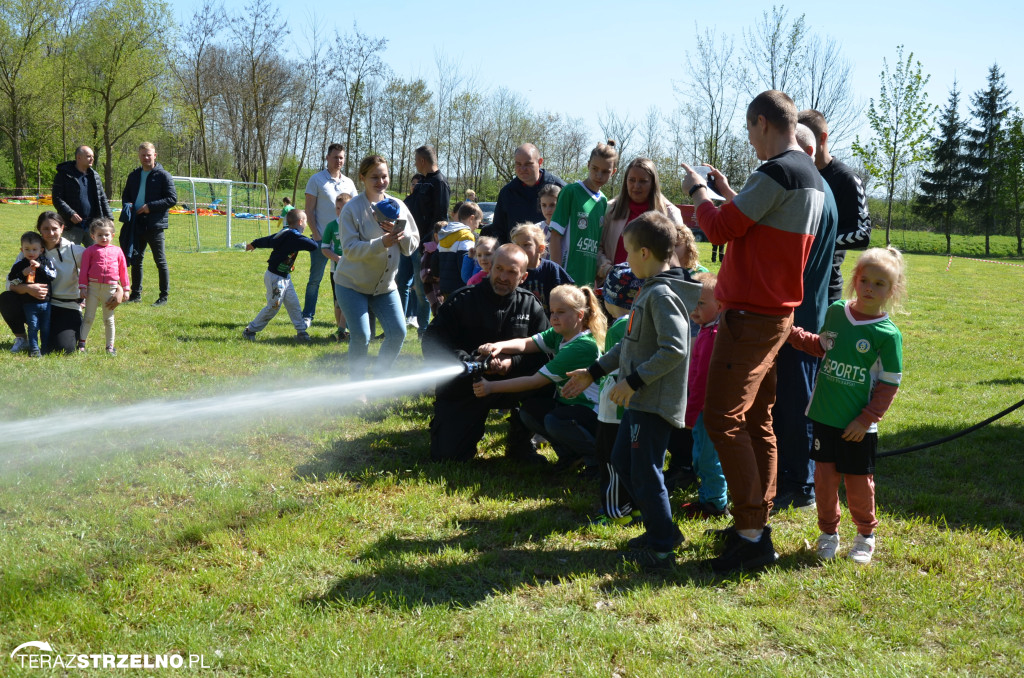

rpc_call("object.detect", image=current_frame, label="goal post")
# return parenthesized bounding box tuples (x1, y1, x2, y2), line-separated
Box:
(167, 177, 276, 252)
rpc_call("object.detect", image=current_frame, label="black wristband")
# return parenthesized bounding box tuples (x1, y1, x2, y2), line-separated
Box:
(689, 183, 706, 197)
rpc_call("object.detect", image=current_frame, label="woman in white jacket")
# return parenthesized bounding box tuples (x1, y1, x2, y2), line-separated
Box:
(598, 157, 682, 282)
(334, 155, 419, 377)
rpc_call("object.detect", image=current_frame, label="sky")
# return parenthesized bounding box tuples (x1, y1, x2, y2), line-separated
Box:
(176, 0, 1023, 154)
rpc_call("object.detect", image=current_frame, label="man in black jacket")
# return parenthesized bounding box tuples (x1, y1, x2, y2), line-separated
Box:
(119, 142, 177, 306)
(422, 244, 552, 463)
(399, 145, 451, 333)
(798, 110, 872, 302)
(486, 143, 565, 244)
(51, 146, 112, 247)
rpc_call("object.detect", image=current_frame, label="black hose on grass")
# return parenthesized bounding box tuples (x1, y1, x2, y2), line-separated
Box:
(878, 396, 1024, 458)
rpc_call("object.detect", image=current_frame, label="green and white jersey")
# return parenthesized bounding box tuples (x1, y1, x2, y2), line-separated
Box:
(532, 327, 601, 408)
(598, 315, 629, 423)
(549, 181, 607, 287)
(320, 219, 343, 271)
(808, 300, 903, 432)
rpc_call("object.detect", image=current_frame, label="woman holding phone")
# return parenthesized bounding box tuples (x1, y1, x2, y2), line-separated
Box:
(333, 155, 419, 377)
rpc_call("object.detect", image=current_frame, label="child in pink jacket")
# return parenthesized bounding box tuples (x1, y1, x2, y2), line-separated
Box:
(78, 219, 129, 355)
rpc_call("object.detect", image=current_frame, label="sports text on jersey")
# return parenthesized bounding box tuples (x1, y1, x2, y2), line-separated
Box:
(820, 358, 868, 385)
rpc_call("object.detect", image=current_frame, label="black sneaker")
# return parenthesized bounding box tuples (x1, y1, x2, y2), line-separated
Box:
(704, 524, 736, 541)
(707, 525, 779, 574)
(770, 491, 816, 515)
(619, 548, 676, 572)
(552, 455, 584, 474)
(152, 296, 168, 307)
(626, 528, 686, 550)
(505, 438, 548, 465)
(125, 295, 142, 303)
(664, 466, 698, 493)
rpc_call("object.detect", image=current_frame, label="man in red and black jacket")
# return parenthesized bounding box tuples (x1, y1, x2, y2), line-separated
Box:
(681, 90, 824, 574)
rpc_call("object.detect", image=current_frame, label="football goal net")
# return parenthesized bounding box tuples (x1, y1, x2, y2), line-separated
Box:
(166, 177, 277, 252)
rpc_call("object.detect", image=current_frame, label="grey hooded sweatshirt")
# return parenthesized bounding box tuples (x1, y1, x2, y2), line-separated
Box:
(590, 267, 702, 428)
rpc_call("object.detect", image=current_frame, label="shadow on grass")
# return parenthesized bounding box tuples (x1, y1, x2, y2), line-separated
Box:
(304, 504, 813, 610)
(293, 396, 597, 505)
(877, 421, 1024, 537)
(977, 376, 1024, 387)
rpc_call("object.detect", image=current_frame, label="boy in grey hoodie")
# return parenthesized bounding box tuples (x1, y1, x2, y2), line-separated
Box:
(565, 212, 702, 570)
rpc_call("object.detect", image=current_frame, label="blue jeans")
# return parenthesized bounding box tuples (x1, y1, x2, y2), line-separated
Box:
(334, 283, 406, 378)
(396, 250, 430, 329)
(23, 300, 50, 353)
(774, 343, 819, 499)
(693, 414, 728, 510)
(612, 409, 683, 552)
(302, 246, 329, 320)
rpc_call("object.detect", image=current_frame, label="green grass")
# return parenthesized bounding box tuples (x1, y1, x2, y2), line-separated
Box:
(1, 203, 1023, 676)
(870, 227, 1024, 258)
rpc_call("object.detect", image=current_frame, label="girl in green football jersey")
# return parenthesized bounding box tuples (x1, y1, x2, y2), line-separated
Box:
(787, 247, 907, 566)
(473, 284, 607, 470)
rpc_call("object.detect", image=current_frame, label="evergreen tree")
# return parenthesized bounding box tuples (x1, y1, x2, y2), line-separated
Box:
(916, 83, 969, 254)
(965, 64, 1012, 255)
(999, 112, 1024, 256)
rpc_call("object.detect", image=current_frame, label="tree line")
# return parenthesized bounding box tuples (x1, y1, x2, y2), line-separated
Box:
(1, 1, 1021, 255)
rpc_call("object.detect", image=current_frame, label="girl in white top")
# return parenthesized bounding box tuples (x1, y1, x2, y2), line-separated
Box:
(333, 155, 419, 378)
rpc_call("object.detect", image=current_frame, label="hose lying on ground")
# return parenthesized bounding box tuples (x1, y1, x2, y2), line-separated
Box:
(878, 396, 1024, 458)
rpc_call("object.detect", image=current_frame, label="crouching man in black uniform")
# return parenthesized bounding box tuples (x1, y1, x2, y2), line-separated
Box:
(422, 244, 552, 463)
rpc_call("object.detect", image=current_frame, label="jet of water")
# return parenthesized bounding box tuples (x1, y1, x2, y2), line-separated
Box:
(0, 364, 465, 467)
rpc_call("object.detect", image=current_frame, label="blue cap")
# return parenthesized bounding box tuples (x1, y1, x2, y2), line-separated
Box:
(372, 197, 401, 222)
(602, 263, 642, 309)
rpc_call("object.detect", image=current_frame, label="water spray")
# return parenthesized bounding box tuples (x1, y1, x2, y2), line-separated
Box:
(0, 364, 466, 467)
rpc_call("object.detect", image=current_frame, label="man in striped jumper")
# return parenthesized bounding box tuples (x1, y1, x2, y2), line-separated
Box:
(681, 90, 825, 573)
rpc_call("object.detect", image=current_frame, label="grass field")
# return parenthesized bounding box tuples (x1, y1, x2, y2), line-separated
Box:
(1, 203, 1022, 676)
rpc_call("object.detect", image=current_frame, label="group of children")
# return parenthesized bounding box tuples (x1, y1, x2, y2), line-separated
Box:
(463, 191, 907, 571)
(8, 218, 129, 356)
(7, 138, 908, 574)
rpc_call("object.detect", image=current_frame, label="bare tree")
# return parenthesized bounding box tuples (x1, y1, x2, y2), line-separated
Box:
(803, 34, 861, 148)
(679, 25, 740, 168)
(535, 112, 589, 180)
(289, 11, 334, 200)
(169, 0, 225, 178)
(598, 108, 637, 162)
(332, 23, 387, 175)
(741, 5, 807, 99)
(476, 87, 540, 183)
(637, 106, 664, 163)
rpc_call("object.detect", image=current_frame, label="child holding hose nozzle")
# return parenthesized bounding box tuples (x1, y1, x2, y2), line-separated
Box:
(473, 284, 606, 472)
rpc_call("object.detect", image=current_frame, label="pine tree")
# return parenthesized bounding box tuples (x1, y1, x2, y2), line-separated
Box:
(916, 83, 969, 254)
(965, 64, 1012, 256)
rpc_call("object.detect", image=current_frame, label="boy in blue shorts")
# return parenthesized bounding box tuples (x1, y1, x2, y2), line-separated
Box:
(565, 211, 702, 570)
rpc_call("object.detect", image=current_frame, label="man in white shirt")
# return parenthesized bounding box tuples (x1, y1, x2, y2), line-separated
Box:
(302, 143, 357, 326)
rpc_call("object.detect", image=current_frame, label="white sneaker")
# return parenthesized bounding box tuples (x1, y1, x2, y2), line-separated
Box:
(303, 317, 312, 329)
(849, 533, 875, 564)
(816, 532, 840, 560)
(10, 337, 28, 353)
(406, 316, 419, 329)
